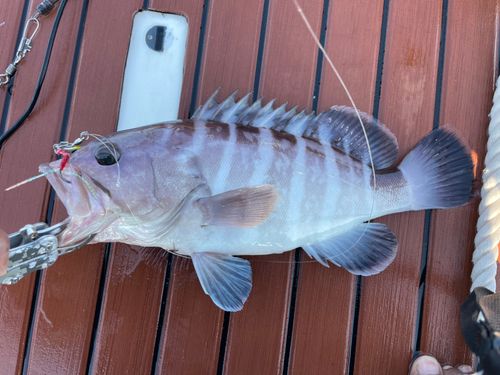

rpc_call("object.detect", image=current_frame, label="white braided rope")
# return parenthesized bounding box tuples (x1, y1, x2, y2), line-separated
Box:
(471, 77, 500, 292)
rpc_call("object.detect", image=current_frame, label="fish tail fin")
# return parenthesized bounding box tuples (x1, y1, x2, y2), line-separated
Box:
(398, 125, 476, 210)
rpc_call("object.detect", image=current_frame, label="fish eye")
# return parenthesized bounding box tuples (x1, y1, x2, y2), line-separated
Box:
(94, 145, 120, 166)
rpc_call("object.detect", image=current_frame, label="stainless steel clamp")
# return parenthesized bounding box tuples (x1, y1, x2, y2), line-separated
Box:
(0, 220, 95, 285)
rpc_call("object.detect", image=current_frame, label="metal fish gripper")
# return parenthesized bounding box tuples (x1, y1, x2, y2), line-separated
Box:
(0, 220, 95, 285)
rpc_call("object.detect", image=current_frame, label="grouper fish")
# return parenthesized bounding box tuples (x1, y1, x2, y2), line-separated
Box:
(39, 90, 475, 311)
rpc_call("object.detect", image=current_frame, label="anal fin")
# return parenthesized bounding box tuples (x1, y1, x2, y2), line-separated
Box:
(191, 252, 252, 311)
(303, 223, 398, 276)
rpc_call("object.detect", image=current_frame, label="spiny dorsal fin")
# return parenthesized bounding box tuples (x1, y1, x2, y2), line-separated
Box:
(192, 90, 399, 169)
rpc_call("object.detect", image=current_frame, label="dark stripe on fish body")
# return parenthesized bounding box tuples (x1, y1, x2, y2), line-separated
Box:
(301, 142, 328, 219)
(264, 130, 299, 230)
(169, 121, 196, 148)
(272, 130, 298, 146)
(330, 149, 367, 188)
(205, 122, 230, 141)
(140, 123, 169, 132)
(337, 157, 354, 182)
(271, 131, 299, 159)
(302, 133, 367, 187)
(303, 135, 322, 146)
(236, 125, 260, 145)
(371, 169, 407, 189)
(195, 124, 225, 188)
(142, 121, 196, 142)
(226, 126, 260, 191)
(172, 121, 196, 138)
(306, 145, 326, 159)
(238, 125, 260, 134)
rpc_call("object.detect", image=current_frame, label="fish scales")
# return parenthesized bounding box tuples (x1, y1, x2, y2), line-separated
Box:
(167, 121, 401, 251)
(225, 128, 255, 191)
(39, 92, 475, 311)
(195, 121, 303, 245)
(302, 142, 329, 229)
(54, 121, 412, 249)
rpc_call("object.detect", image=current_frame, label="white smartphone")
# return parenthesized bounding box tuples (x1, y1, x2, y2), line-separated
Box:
(117, 10, 188, 131)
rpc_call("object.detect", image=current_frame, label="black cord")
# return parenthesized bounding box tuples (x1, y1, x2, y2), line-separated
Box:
(0, 0, 68, 150)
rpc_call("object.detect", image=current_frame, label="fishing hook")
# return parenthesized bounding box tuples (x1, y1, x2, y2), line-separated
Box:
(59, 170, 71, 184)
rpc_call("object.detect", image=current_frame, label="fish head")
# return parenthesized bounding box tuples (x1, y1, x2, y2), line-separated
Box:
(40, 130, 160, 246)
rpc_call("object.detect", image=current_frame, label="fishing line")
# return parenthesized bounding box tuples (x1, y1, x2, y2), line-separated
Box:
(0, 0, 68, 149)
(5, 166, 99, 201)
(61, 170, 99, 199)
(85, 133, 143, 227)
(85, 133, 121, 186)
(293, 0, 376, 220)
(259, 1, 378, 265)
(5, 168, 59, 191)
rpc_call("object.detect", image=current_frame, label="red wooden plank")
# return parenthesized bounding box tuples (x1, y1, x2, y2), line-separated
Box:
(289, 0, 385, 373)
(196, 0, 265, 104)
(317, 0, 385, 114)
(0, 277, 35, 375)
(102, 0, 208, 372)
(38, 0, 168, 373)
(0, 1, 84, 373)
(256, 0, 323, 111)
(89, 42, 170, 375)
(124, 0, 210, 373)
(17, 1, 144, 374)
(0, 1, 24, 119)
(219, 1, 324, 374)
(0, 3, 32, 372)
(353, 1, 444, 374)
(222, 254, 294, 375)
(420, 0, 499, 366)
(154, 0, 265, 373)
(156, 258, 224, 373)
(91, 246, 169, 374)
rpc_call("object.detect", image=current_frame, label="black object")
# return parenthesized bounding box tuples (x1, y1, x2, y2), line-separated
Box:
(461, 287, 500, 375)
(0, 0, 68, 150)
(37, 0, 61, 16)
(145, 26, 166, 52)
(94, 144, 119, 165)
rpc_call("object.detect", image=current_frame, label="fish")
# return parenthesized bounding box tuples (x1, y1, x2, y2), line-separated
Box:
(39, 90, 475, 311)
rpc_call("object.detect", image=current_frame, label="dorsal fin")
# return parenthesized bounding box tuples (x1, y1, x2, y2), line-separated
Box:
(192, 90, 399, 169)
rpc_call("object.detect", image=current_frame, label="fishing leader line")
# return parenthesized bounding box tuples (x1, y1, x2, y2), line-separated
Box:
(85, 132, 144, 227)
(257, 1, 377, 265)
(0, 0, 68, 149)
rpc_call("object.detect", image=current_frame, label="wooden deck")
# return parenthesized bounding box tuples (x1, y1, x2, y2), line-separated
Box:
(0, 0, 499, 374)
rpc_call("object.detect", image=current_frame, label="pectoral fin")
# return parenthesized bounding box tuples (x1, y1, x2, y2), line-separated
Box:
(303, 223, 398, 276)
(198, 185, 280, 228)
(191, 252, 252, 311)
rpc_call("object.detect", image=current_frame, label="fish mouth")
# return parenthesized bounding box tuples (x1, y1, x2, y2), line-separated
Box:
(40, 160, 113, 247)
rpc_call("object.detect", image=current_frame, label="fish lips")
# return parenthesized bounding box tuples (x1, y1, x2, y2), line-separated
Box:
(40, 160, 108, 217)
(39, 160, 112, 245)
(39, 160, 115, 246)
